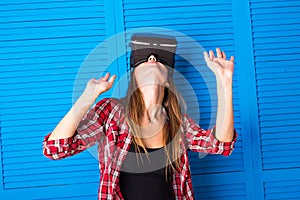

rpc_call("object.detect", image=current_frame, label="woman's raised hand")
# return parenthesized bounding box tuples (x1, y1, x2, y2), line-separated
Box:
(203, 48, 234, 84)
(83, 72, 116, 103)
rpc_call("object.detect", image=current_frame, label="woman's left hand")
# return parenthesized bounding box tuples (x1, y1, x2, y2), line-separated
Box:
(204, 48, 235, 142)
(203, 48, 234, 84)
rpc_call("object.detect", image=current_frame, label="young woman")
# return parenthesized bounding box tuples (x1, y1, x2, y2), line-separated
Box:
(43, 38, 237, 199)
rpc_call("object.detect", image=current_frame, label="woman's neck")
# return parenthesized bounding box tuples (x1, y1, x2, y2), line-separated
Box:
(139, 85, 164, 112)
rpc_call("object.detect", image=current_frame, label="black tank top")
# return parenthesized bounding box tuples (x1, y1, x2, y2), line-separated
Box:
(119, 144, 173, 200)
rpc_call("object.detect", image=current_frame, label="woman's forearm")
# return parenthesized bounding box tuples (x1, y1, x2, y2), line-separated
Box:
(47, 91, 95, 141)
(47, 73, 116, 141)
(215, 78, 234, 142)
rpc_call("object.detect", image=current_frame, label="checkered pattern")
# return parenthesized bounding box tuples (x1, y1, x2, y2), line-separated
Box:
(43, 98, 237, 200)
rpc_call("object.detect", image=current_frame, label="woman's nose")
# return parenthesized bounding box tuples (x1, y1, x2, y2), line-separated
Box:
(147, 55, 157, 63)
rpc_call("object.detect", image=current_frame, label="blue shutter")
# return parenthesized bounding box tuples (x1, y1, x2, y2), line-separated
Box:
(0, 0, 115, 199)
(121, 0, 245, 199)
(2, 0, 300, 199)
(250, 0, 300, 199)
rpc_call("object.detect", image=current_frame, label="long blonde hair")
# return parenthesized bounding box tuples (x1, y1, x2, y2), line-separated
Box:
(121, 69, 185, 176)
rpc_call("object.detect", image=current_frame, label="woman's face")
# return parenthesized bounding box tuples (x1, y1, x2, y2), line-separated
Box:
(133, 55, 169, 90)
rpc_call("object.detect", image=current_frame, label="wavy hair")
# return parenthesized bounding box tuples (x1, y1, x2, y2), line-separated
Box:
(121, 68, 186, 177)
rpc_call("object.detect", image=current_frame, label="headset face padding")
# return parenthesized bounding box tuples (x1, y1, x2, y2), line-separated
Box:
(130, 33, 177, 68)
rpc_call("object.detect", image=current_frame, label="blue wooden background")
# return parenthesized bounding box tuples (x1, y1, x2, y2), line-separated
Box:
(0, 0, 299, 199)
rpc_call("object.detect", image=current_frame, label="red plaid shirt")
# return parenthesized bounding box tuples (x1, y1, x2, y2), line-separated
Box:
(43, 98, 237, 200)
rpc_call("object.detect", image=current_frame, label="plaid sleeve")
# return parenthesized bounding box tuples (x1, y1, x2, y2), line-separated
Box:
(183, 114, 237, 156)
(42, 98, 112, 160)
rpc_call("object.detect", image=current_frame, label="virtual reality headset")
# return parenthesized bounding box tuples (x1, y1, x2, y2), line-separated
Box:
(130, 33, 177, 68)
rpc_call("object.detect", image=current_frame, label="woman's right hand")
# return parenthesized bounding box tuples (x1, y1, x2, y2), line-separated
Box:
(82, 72, 116, 104)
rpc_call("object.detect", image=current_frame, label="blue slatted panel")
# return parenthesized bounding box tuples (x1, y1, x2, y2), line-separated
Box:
(250, 0, 300, 171)
(194, 183, 246, 200)
(0, 0, 109, 198)
(123, 0, 243, 176)
(265, 180, 300, 200)
(250, 0, 300, 198)
(191, 172, 247, 200)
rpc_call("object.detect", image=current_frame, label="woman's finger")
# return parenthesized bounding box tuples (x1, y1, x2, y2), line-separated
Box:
(230, 56, 235, 62)
(101, 72, 110, 81)
(203, 52, 210, 63)
(209, 50, 215, 60)
(216, 48, 222, 58)
(108, 74, 116, 84)
(222, 51, 227, 60)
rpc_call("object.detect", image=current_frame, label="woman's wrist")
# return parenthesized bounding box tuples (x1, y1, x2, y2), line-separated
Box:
(79, 91, 97, 108)
(216, 76, 233, 89)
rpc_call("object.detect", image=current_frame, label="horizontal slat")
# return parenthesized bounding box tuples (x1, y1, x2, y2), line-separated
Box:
(0, 62, 77, 74)
(0, 35, 105, 49)
(263, 168, 300, 182)
(255, 60, 300, 69)
(0, 7, 105, 24)
(194, 183, 246, 199)
(251, 0, 291, 2)
(253, 35, 300, 44)
(258, 95, 300, 104)
(254, 29, 300, 39)
(260, 125, 299, 135)
(259, 106, 300, 116)
(263, 162, 300, 171)
(262, 149, 300, 158)
(124, 1, 231, 10)
(255, 53, 300, 62)
(4, 156, 98, 172)
(251, 6, 300, 15)
(261, 132, 300, 140)
(250, 1, 300, 9)
(3, 155, 98, 170)
(0, 60, 102, 74)
(257, 88, 300, 97)
(0, 17, 101, 30)
(0, 98, 71, 111)
(1, 121, 56, 135)
(126, 16, 233, 28)
(253, 16, 300, 27)
(1, 104, 70, 116)
(1, 28, 104, 42)
(266, 185, 300, 195)
(257, 82, 300, 92)
(253, 23, 300, 33)
(252, 14, 300, 26)
(5, 169, 98, 183)
(262, 156, 300, 165)
(256, 72, 300, 82)
(4, 175, 98, 189)
(262, 143, 300, 152)
(0, 39, 103, 60)
(124, 0, 231, 5)
(0, 44, 107, 60)
(0, 5, 104, 19)
(125, 8, 231, 19)
(0, 75, 76, 88)
(265, 179, 300, 188)
(0, 0, 93, 8)
(254, 43, 300, 53)
(259, 119, 300, 128)
(261, 138, 300, 146)
(0, 53, 106, 67)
